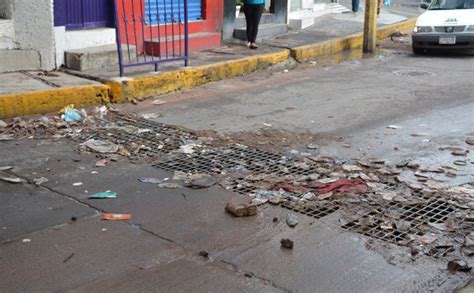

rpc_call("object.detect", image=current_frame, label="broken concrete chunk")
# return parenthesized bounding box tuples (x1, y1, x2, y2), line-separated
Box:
(184, 173, 217, 189)
(342, 165, 363, 172)
(286, 214, 299, 228)
(225, 202, 257, 217)
(0, 120, 7, 128)
(281, 238, 294, 249)
(83, 139, 119, 154)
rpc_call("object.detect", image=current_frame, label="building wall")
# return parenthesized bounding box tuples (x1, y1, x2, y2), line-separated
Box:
(12, 0, 56, 70)
(0, 0, 14, 19)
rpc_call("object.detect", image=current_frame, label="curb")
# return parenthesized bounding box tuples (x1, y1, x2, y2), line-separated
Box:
(0, 85, 111, 119)
(108, 49, 290, 102)
(290, 17, 417, 61)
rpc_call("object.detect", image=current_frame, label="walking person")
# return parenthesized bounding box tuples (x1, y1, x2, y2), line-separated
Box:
(352, 0, 360, 13)
(244, 0, 265, 49)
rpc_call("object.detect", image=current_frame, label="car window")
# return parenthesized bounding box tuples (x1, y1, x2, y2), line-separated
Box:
(429, 0, 473, 9)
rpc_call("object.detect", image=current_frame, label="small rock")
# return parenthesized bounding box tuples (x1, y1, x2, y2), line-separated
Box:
(447, 259, 471, 273)
(244, 272, 254, 278)
(0, 134, 14, 141)
(466, 137, 474, 145)
(273, 217, 278, 223)
(199, 251, 209, 258)
(451, 149, 469, 156)
(342, 164, 363, 172)
(225, 203, 257, 217)
(286, 214, 299, 228)
(280, 238, 294, 249)
(387, 125, 402, 129)
(152, 99, 167, 105)
(453, 160, 467, 166)
(0, 120, 7, 128)
(307, 144, 318, 150)
(83, 139, 119, 154)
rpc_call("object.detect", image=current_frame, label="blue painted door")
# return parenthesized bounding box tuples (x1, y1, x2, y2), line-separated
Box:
(54, 0, 114, 30)
(145, 0, 202, 24)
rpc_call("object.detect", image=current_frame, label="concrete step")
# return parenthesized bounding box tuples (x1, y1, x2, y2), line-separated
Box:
(145, 32, 221, 56)
(234, 13, 275, 29)
(65, 44, 136, 71)
(0, 49, 41, 73)
(326, 3, 352, 13)
(234, 23, 288, 41)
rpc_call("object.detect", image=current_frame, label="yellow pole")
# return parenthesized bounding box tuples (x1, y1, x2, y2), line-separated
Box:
(363, 0, 378, 53)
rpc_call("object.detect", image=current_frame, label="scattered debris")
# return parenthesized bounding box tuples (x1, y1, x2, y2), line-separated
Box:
(184, 173, 217, 189)
(88, 191, 117, 199)
(138, 177, 164, 184)
(244, 272, 254, 278)
(0, 134, 14, 141)
(152, 99, 167, 105)
(158, 182, 182, 189)
(466, 137, 474, 145)
(63, 253, 75, 263)
(22, 238, 31, 243)
(286, 214, 299, 228)
(453, 160, 467, 166)
(73, 182, 83, 186)
(447, 259, 471, 273)
(198, 251, 209, 258)
(142, 113, 160, 119)
(225, 202, 257, 217)
(0, 176, 26, 184)
(33, 177, 49, 186)
(60, 105, 83, 122)
(83, 139, 119, 154)
(95, 159, 108, 167)
(307, 144, 318, 150)
(102, 213, 131, 221)
(451, 149, 469, 156)
(262, 123, 272, 127)
(0, 120, 7, 128)
(280, 238, 294, 249)
(0, 166, 13, 171)
(387, 125, 402, 129)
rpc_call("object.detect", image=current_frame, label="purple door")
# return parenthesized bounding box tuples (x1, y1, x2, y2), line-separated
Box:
(54, 0, 114, 30)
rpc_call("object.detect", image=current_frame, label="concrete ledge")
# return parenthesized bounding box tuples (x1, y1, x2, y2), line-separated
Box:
(0, 50, 41, 73)
(108, 49, 290, 102)
(290, 17, 417, 61)
(0, 85, 111, 119)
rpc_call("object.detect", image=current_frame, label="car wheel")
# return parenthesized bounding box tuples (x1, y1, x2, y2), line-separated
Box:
(412, 46, 425, 55)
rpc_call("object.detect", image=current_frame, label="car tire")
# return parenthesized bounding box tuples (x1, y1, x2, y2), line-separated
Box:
(412, 46, 425, 55)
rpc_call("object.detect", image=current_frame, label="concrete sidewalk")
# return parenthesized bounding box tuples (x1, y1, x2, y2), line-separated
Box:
(0, 6, 418, 119)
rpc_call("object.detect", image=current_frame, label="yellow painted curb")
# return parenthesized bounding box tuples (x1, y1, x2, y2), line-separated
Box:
(0, 84, 111, 119)
(108, 49, 290, 102)
(291, 17, 417, 61)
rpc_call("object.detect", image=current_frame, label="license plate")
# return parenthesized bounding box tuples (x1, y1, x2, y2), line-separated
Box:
(439, 36, 456, 45)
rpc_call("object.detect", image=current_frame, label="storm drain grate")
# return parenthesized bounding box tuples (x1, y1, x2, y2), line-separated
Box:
(281, 201, 340, 219)
(155, 145, 284, 174)
(342, 199, 456, 244)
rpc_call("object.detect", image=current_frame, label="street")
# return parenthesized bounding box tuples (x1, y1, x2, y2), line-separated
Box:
(1, 38, 473, 292)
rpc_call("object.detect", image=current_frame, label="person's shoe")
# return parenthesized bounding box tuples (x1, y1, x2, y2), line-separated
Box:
(246, 42, 251, 48)
(250, 43, 258, 49)
(353, 11, 359, 15)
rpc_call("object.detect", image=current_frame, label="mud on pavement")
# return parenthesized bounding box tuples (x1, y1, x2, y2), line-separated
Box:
(1, 110, 473, 291)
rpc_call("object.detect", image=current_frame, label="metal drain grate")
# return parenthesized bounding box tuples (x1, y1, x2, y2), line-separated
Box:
(342, 199, 455, 244)
(155, 145, 284, 174)
(281, 201, 340, 219)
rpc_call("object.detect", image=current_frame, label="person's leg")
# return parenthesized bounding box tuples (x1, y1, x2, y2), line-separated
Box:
(244, 4, 253, 43)
(352, 0, 360, 12)
(250, 4, 264, 44)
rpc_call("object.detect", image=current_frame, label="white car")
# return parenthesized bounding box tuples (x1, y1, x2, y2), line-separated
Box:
(412, 0, 474, 53)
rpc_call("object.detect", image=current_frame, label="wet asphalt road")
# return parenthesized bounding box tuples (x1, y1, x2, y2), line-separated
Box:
(1, 41, 473, 291)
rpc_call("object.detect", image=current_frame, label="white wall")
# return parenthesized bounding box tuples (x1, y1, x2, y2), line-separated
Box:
(11, 0, 55, 70)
